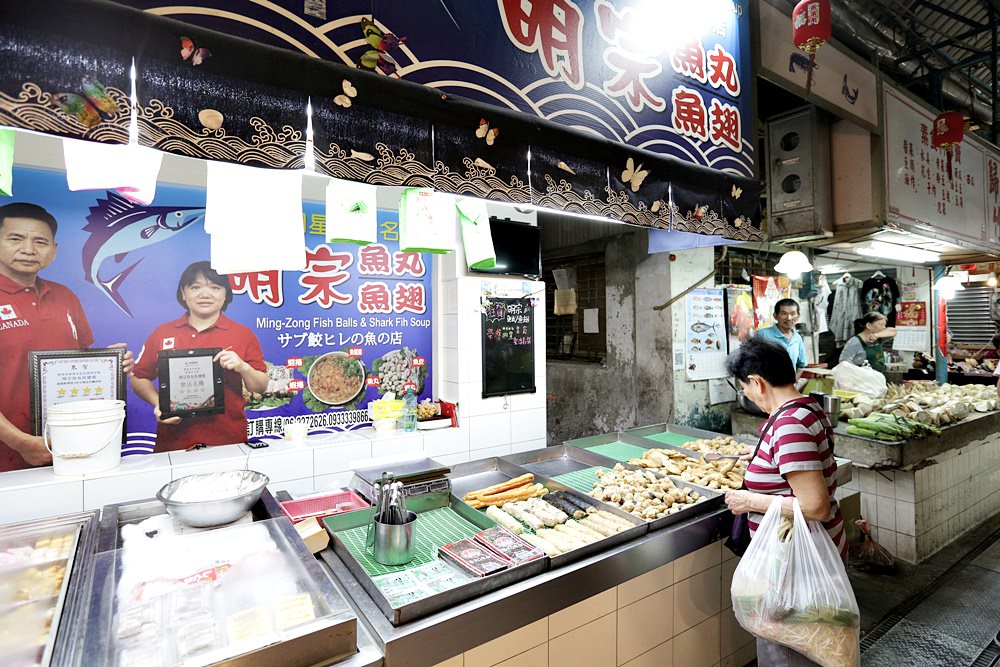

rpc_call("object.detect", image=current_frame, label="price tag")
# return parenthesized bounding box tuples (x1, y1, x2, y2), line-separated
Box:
(287, 379, 305, 391)
(348, 346, 364, 358)
(286, 357, 303, 368)
(412, 356, 426, 368)
(366, 376, 381, 387)
(402, 381, 418, 393)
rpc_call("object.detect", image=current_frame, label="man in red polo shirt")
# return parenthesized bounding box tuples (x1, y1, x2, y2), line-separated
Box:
(0, 203, 133, 472)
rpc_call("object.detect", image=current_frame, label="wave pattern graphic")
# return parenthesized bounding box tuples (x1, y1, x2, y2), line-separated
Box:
(138, 99, 306, 168)
(315, 142, 436, 187)
(0, 82, 130, 143)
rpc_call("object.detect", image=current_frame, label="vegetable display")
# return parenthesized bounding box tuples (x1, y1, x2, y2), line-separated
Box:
(839, 382, 997, 428)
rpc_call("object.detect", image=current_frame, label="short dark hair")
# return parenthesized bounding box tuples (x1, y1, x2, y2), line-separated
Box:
(726, 336, 797, 387)
(175, 261, 233, 311)
(853, 312, 886, 335)
(773, 298, 799, 316)
(0, 202, 58, 237)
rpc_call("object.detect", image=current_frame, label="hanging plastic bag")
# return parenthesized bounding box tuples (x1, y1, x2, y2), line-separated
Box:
(731, 499, 860, 667)
(831, 360, 887, 398)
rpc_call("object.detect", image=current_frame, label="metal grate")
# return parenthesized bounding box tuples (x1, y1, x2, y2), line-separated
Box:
(551, 466, 611, 494)
(584, 442, 649, 462)
(947, 285, 995, 347)
(335, 507, 481, 577)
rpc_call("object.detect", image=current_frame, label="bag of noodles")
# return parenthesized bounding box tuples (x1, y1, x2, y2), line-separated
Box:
(731, 498, 860, 667)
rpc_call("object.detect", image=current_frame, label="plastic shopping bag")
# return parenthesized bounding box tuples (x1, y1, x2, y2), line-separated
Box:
(831, 361, 887, 398)
(730, 499, 860, 667)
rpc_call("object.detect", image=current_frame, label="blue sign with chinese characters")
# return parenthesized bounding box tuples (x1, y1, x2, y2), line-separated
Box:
(121, 0, 754, 176)
(4, 167, 433, 451)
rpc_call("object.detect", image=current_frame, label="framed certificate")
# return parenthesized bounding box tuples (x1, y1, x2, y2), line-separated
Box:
(29, 348, 126, 436)
(157, 348, 225, 419)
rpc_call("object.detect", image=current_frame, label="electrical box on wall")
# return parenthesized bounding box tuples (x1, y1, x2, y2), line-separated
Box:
(765, 106, 833, 242)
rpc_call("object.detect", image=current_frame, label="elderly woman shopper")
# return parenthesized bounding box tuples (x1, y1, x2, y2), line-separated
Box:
(724, 337, 847, 666)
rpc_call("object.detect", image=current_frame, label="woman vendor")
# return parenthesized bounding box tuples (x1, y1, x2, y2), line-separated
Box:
(839, 312, 896, 373)
(131, 261, 268, 452)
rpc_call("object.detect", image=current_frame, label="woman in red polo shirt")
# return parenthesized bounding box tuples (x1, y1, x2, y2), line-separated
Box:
(131, 261, 268, 452)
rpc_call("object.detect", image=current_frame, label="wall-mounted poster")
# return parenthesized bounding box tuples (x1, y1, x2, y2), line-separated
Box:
(752, 275, 791, 330)
(893, 301, 929, 352)
(685, 288, 727, 380)
(725, 285, 754, 352)
(1, 167, 433, 458)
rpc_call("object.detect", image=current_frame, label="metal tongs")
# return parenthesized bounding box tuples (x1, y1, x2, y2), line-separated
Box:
(365, 471, 394, 554)
(703, 452, 744, 462)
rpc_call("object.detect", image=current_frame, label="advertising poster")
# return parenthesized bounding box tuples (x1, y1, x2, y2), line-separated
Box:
(894, 301, 929, 352)
(2, 167, 433, 455)
(725, 285, 754, 352)
(752, 275, 791, 330)
(685, 288, 727, 380)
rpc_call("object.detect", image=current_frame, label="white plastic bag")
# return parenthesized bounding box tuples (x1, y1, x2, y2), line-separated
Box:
(730, 499, 860, 667)
(831, 361, 887, 398)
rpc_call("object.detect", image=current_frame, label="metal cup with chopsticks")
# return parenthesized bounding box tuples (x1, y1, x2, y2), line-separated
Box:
(366, 473, 417, 565)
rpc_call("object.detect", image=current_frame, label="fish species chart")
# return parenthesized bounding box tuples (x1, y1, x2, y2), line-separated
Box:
(685, 289, 727, 380)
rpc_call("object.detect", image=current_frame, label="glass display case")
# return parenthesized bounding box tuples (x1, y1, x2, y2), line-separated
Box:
(0, 512, 99, 667)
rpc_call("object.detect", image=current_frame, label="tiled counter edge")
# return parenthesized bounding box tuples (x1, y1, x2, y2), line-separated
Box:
(0, 424, 546, 524)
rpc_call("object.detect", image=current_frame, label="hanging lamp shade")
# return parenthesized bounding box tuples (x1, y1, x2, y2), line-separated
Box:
(774, 250, 813, 277)
(791, 0, 831, 94)
(932, 111, 964, 180)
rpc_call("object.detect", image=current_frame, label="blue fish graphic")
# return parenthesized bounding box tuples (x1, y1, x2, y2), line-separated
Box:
(82, 192, 204, 316)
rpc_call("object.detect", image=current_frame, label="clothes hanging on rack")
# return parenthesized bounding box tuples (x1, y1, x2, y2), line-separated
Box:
(860, 275, 901, 326)
(812, 280, 832, 335)
(829, 276, 864, 345)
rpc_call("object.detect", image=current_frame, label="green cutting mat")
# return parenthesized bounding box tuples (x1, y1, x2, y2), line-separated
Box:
(585, 441, 648, 462)
(643, 432, 699, 447)
(336, 507, 481, 577)
(552, 466, 611, 494)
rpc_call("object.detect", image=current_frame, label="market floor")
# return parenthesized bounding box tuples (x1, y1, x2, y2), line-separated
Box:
(853, 512, 1000, 666)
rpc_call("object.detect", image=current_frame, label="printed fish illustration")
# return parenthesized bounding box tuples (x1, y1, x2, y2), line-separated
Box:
(690, 321, 718, 334)
(82, 192, 205, 316)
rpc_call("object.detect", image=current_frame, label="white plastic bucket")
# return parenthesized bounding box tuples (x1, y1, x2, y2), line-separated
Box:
(43, 399, 125, 476)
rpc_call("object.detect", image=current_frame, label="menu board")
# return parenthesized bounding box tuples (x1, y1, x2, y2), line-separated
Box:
(884, 84, 987, 244)
(482, 297, 535, 398)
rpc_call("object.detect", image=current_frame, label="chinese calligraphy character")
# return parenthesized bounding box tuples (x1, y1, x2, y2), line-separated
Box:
(358, 244, 392, 275)
(393, 251, 426, 277)
(229, 271, 283, 307)
(358, 282, 392, 313)
(594, 0, 665, 112)
(380, 219, 399, 242)
(298, 245, 353, 308)
(393, 283, 426, 314)
(499, 0, 585, 89)
(671, 86, 708, 141)
(706, 44, 740, 96)
(708, 99, 741, 151)
(670, 40, 707, 83)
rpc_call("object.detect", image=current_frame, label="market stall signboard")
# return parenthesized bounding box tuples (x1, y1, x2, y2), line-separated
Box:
(482, 298, 535, 398)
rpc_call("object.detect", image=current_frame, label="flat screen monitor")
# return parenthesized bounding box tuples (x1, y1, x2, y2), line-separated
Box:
(470, 218, 541, 280)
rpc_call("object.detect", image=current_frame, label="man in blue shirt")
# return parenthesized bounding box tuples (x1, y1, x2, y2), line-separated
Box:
(755, 298, 807, 379)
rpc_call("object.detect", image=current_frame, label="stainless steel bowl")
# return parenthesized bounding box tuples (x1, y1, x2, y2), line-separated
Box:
(156, 470, 269, 527)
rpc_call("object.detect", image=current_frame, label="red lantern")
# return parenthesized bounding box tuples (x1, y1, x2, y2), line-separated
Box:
(792, 0, 831, 94)
(932, 111, 964, 180)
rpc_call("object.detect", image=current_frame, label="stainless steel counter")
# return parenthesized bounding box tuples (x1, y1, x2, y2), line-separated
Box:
(733, 407, 1000, 469)
(320, 507, 727, 667)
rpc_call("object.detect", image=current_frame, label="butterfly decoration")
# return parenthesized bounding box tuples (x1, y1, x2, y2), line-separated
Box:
(180, 36, 211, 66)
(621, 157, 649, 193)
(334, 80, 357, 108)
(475, 119, 499, 146)
(54, 77, 117, 128)
(731, 184, 743, 199)
(356, 17, 406, 77)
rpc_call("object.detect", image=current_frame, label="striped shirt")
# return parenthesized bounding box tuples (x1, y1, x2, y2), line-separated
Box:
(745, 397, 848, 560)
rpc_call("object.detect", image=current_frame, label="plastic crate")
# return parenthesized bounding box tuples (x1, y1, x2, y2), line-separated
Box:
(280, 491, 369, 524)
